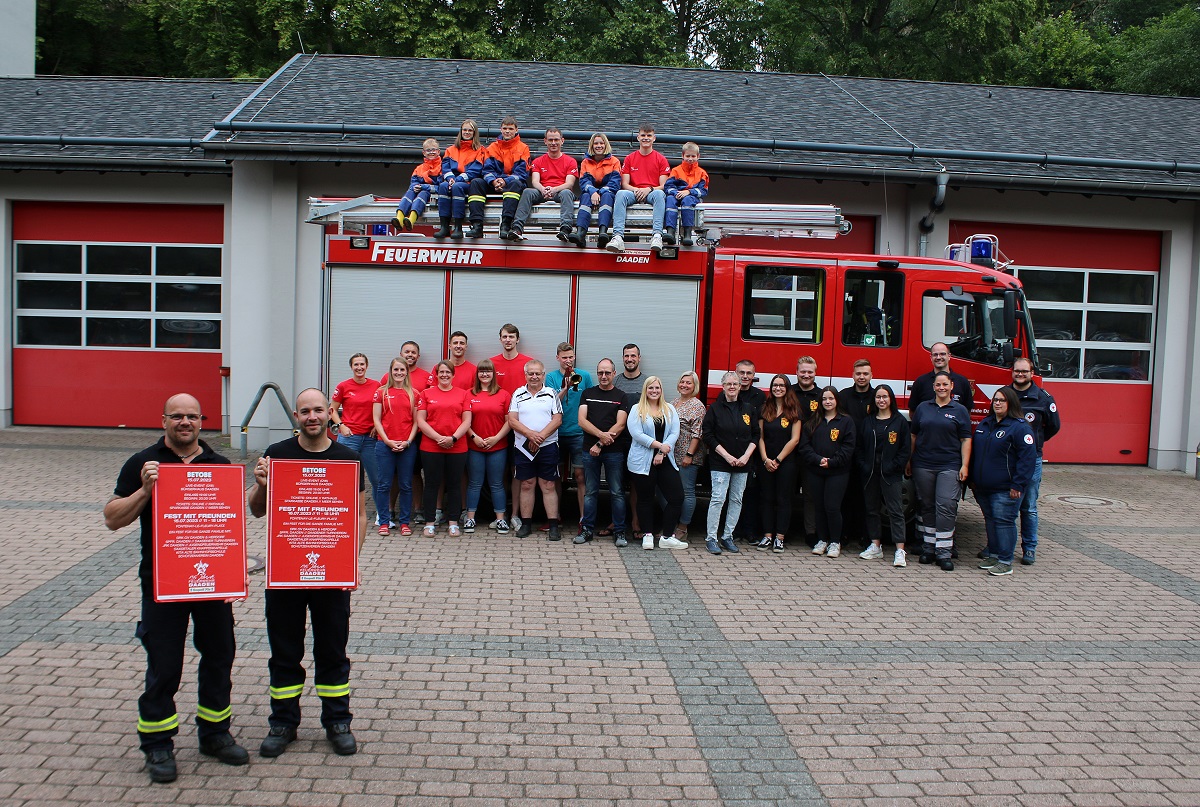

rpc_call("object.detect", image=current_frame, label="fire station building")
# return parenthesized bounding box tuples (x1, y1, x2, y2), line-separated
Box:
(1, 55, 1198, 472)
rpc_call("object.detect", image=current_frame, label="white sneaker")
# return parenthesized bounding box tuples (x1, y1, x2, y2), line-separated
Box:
(642, 533, 655, 550)
(511, 514, 523, 532)
(893, 549, 907, 567)
(811, 540, 828, 555)
(826, 542, 841, 558)
(606, 235, 626, 254)
(649, 232, 664, 252)
(659, 536, 689, 549)
(859, 544, 884, 560)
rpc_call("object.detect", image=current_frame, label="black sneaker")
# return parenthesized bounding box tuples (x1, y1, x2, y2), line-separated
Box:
(548, 523, 562, 541)
(754, 537, 773, 551)
(557, 224, 573, 242)
(574, 528, 591, 545)
(412, 511, 426, 525)
(919, 553, 936, 565)
(1021, 549, 1036, 566)
(516, 521, 533, 539)
(199, 732, 249, 766)
(772, 537, 785, 553)
(259, 725, 297, 758)
(614, 532, 628, 548)
(494, 518, 510, 534)
(325, 723, 357, 756)
(144, 748, 177, 783)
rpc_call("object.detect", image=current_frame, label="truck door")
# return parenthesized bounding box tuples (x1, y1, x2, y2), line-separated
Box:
(829, 261, 907, 392)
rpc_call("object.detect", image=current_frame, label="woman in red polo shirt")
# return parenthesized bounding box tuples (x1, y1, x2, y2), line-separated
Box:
(464, 359, 512, 535)
(372, 358, 418, 537)
(417, 360, 472, 537)
(331, 352, 379, 494)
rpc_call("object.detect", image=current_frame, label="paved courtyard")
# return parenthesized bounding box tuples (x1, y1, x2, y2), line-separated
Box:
(1, 425, 1199, 806)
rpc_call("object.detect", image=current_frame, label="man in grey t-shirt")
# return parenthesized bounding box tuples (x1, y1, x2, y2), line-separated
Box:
(613, 343, 645, 401)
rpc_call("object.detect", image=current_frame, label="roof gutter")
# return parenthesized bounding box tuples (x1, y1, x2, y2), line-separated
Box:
(206, 121, 1200, 177)
(0, 135, 204, 148)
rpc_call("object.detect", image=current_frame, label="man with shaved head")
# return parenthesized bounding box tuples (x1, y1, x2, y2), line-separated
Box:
(249, 388, 368, 758)
(105, 393, 249, 784)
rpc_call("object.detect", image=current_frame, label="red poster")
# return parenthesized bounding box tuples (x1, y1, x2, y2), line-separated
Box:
(152, 464, 248, 602)
(266, 459, 360, 589)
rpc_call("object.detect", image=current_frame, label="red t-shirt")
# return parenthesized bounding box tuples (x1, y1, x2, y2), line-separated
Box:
(381, 366, 432, 391)
(491, 353, 533, 395)
(451, 360, 477, 391)
(622, 149, 670, 189)
(332, 378, 379, 434)
(468, 389, 512, 452)
(373, 385, 416, 442)
(531, 152, 579, 188)
(418, 385, 471, 454)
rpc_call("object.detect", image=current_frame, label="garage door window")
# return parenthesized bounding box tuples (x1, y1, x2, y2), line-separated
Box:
(14, 242, 222, 351)
(1016, 266, 1155, 381)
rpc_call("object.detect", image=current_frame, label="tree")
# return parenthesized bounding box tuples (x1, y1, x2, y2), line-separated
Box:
(1111, 6, 1200, 96)
(1002, 11, 1113, 90)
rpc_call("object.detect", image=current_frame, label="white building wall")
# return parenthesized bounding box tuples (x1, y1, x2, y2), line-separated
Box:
(0, 170, 231, 427)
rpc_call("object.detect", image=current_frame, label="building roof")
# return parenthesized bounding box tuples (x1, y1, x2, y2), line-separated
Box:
(0, 75, 257, 172)
(206, 54, 1200, 198)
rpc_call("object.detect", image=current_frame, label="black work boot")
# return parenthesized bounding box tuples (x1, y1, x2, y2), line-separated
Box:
(464, 220, 483, 238)
(570, 224, 588, 247)
(681, 226, 694, 246)
(596, 226, 611, 250)
(433, 217, 452, 238)
(498, 217, 513, 240)
(450, 218, 464, 239)
(664, 226, 677, 245)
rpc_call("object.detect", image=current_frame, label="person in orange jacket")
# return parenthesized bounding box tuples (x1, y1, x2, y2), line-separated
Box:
(393, 138, 445, 232)
(465, 116, 530, 240)
(435, 119, 485, 239)
(663, 142, 709, 246)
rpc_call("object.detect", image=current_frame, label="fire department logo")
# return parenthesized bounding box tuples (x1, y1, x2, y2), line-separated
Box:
(188, 560, 216, 594)
(742, 414, 751, 425)
(888, 431, 898, 445)
(830, 428, 840, 442)
(781, 418, 790, 428)
(300, 551, 326, 582)
(809, 400, 818, 412)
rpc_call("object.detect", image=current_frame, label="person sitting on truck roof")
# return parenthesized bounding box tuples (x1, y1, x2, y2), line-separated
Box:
(663, 142, 709, 246)
(393, 138, 445, 232)
(465, 116, 530, 240)
(435, 119, 484, 239)
(571, 133, 622, 249)
(606, 123, 670, 256)
(508, 127, 578, 243)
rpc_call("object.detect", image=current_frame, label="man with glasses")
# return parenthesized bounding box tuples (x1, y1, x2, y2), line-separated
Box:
(104, 394, 249, 783)
(907, 342, 974, 415)
(1005, 357, 1060, 565)
(577, 359, 631, 546)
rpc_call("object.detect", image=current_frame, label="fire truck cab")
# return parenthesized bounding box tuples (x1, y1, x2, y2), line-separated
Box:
(308, 196, 1036, 414)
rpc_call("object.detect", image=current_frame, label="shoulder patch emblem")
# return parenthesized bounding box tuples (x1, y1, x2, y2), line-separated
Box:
(888, 431, 897, 444)
(830, 428, 840, 442)
(781, 417, 790, 428)
(742, 413, 751, 425)
(1049, 402, 1057, 412)
(810, 400, 819, 412)
(1024, 433, 1035, 445)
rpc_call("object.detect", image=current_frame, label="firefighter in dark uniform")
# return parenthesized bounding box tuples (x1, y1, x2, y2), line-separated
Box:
(1006, 356, 1061, 565)
(248, 388, 368, 758)
(104, 393, 249, 784)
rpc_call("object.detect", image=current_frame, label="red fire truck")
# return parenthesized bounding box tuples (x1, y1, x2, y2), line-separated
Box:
(308, 196, 1036, 414)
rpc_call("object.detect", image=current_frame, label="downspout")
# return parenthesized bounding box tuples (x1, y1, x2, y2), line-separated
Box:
(917, 171, 949, 257)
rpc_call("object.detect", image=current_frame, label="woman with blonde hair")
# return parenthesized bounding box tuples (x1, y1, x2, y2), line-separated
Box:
(626, 376, 688, 550)
(571, 132, 622, 249)
(372, 358, 418, 537)
(671, 370, 706, 541)
(435, 118, 485, 239)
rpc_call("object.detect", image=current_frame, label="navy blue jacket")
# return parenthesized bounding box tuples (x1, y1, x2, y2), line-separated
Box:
(1007, 382, 1060, 455)
(969, 415, 1037, 495)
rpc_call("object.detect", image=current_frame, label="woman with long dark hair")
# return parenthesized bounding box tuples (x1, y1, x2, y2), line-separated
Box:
(799, 386, 856, 558)
(855, 384, 911, 566)
(972, 387, 1037, 577)
(756, 374, 801, 554)
(464, 359, 512, 534)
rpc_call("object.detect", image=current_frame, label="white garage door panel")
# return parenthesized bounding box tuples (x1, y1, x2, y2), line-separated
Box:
(328, 268, 445, 389)
(450, 271, 572, 366)
(574, 276, 700, 383)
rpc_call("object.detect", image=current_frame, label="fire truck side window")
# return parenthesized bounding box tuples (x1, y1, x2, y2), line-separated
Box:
(841, 272, 902, 347)
(743, 265, 825, 342)
(921, 291, 1015, 368)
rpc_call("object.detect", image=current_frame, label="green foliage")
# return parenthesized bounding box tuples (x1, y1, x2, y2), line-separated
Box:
(31, 0, 1200, 97)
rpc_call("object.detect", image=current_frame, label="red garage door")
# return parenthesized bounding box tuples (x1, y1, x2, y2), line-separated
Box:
(949, 221, 1160, 464)
(13, 202, 224, 428)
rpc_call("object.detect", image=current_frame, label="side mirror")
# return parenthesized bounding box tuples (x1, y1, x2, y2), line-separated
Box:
(1002, 342, 1014, 366)
(1003, 290, 1017, 338)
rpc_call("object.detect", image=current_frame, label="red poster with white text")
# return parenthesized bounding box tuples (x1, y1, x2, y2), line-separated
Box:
(265, 459, 359, 589)
(152, 464, 248, 602)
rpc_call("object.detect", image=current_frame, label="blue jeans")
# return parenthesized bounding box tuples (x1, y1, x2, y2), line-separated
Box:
(978, 490, 1022, 565)
(373, 440, 416, 527)
(1019, 456, 1042, 552)
(678, 463, 700, 525)
(338, 432, 378, 492)
(466, 449, 507, 516)
(612, 188, 666, 236)
(581, 449, 627, 534)
(707, 471, 748, 543)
